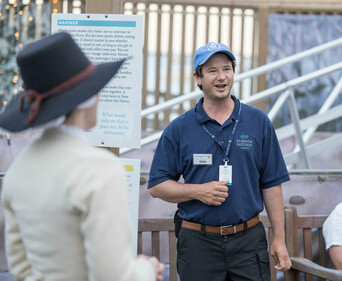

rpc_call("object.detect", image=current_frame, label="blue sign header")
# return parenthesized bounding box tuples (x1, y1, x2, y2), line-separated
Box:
(57, 20, 136, 27)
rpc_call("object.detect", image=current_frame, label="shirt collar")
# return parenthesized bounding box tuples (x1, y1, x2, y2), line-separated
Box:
(58, 124, 88, 143)
(230, 95, 242, 122)
(195, 97, 211, 124)
(195, 95, 242, 124)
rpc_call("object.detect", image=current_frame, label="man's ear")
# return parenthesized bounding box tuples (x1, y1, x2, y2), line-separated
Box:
(193, 71, 202, 86)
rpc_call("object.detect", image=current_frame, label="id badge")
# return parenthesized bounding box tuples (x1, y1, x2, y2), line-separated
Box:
(219, 164, 232, 186)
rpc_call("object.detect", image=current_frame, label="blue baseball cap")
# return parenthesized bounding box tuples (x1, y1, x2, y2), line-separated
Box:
(193, 42, 236, 72)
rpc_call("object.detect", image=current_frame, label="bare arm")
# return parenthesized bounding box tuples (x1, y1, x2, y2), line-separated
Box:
(329, 246, 342, 270)
(149, 180, 229, 206)
(262, 185, 291, 272)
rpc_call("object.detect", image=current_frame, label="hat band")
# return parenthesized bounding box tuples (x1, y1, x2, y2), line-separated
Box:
(19, 62, 96, 125)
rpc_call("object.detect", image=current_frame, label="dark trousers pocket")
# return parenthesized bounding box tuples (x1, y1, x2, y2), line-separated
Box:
(257, 249, 270, 281)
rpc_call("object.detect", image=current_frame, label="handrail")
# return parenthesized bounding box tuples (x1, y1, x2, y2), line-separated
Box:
(242, 62, 342, 105)
(276, 104, 342, 140)
(125, 103, 342, 154)
(141, 37, 342, 118)
(121, 37, 342, 156)
(294, 76, 342, 151)
(139, 169, 342, 176)
(236, 37, 342, 80)
(2, 170, 342, 179)
(288, 169, 342, 176)
(138, 169, 342, 183)
(121, 61, 342, 155)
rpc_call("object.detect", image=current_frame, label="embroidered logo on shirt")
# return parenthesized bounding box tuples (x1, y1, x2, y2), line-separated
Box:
(236, 134, 253, 150)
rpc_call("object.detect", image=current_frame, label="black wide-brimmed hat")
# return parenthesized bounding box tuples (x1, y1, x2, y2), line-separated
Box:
(0, 32, 124, 132)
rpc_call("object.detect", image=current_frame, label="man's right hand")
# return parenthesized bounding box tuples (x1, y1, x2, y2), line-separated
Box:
(196, 181, 229, 206)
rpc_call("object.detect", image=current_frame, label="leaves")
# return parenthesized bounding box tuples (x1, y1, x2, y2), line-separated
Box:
(0, 1, 50, 110)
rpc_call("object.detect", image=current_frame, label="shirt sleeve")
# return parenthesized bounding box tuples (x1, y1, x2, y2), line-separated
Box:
(1, 197, 32, 281)
(148, 127, 181, 188)
(323, 203, 342, 250)
(72, 157, 156, 281)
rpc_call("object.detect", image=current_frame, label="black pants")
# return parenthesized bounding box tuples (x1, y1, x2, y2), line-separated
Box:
(177, 222, 270, 281)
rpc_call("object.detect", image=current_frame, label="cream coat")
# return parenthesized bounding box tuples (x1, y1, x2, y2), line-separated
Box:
(1, 128, 155, 281)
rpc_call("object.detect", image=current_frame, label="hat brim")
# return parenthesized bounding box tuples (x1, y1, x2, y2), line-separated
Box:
(0, 59, 124, 132)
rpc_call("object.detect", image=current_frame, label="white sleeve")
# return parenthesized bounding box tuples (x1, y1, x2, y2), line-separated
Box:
(323, 203, 342, 250)
(74, 157, 156, 281)
(2, 199, 32, 281)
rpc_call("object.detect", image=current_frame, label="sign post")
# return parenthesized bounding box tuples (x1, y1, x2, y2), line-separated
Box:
(51, 13, 143, 255)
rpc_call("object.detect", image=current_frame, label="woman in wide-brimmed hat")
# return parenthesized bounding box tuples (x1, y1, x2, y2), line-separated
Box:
(0, 32, 163, 281)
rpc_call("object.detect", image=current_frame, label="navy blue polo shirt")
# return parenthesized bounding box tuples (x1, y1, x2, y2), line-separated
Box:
(148, 95, 290, 226)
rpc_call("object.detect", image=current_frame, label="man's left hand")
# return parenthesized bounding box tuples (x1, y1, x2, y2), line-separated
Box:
(270, 238, 292, 271)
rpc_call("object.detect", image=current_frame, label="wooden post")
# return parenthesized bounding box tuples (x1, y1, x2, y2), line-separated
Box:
(255, 0, 269, 111)
(102, 147, 120, 157)
(85, 0, 123, 14)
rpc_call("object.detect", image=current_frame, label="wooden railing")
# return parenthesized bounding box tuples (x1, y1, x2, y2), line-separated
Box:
(138, 207, 342, 281)
(3, 0, 342, 130)
(138, 218, 177, 281)
(108, 0, 342, 131)
(284, 206, 342, 281)
(138, 215, 278, 281)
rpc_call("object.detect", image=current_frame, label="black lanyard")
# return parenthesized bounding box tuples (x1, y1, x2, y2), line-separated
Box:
(202, 103, 241, 164)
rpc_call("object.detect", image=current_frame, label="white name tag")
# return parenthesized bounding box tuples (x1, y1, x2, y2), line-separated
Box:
(193, 154, 212, 165)
(219, 164, 232, 186)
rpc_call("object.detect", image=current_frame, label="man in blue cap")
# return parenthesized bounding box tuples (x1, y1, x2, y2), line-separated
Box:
(148, 42, 291, 280)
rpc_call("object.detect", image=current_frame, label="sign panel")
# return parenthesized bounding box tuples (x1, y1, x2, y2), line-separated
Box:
(121, 158, 141, 256)
(51, 13, 142, 148)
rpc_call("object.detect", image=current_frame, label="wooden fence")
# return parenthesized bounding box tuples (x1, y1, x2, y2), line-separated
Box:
(86, 0, 342, 131)
(2, 0, 342, 130)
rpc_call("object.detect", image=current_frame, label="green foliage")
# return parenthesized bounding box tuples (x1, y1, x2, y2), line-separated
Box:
(0, 1, 50, 111)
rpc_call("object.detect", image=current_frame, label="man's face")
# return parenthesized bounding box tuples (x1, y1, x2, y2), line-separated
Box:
(194, 53, 234, 102)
